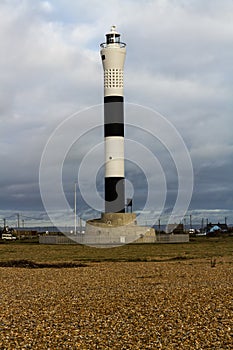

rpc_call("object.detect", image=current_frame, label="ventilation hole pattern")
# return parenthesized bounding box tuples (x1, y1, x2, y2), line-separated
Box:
(104, 69, 123, 88)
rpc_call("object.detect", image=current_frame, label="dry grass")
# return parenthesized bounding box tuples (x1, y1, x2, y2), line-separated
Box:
(0, 236, 232, 263)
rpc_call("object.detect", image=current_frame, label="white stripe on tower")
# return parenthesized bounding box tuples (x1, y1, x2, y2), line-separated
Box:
(100, 26, 126, 213)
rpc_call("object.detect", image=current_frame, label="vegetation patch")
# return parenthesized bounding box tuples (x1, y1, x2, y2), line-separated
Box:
(0, 259, 88, 268)
(169, 255, 192, 261)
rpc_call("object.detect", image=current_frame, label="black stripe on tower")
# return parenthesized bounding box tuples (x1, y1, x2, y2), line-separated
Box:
(104, 96, 124, 137)
(105, 177, 125, 213)
(104, 95, 125, 213)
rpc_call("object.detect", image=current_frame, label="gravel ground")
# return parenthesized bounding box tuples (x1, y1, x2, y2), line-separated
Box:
(0, 259, 232, 349)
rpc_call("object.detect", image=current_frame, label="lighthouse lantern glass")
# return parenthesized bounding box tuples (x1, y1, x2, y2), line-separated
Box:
(106, 33, 120, 44)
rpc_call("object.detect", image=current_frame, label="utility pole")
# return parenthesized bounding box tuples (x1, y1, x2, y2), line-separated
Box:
(190, 214, 192, 229)
(184, 217, 186, 232)
(3, 218, 6, 229)
(74, 182, 77, 235)
(158, 218, 161, 241)
(17, 213, 20, 228)
(78, 217, 82, 233)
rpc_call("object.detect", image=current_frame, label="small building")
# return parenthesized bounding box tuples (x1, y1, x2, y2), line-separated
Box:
(206, 222, 228, 233)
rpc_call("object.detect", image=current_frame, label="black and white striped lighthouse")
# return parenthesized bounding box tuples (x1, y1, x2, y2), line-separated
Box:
(100, 26, 126, 213)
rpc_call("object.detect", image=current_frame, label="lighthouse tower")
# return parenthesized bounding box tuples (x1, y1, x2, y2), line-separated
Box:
(100, 26, 126, 213)
(84, 26, 155, 246)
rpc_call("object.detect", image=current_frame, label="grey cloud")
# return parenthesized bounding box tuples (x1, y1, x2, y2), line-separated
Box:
(0, 0, 232, 224)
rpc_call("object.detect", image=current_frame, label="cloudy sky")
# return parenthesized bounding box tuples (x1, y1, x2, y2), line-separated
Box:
(1, 0, 233, 227)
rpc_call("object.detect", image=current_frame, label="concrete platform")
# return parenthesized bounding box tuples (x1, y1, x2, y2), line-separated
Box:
(68, 213, 154, 247)
(38, 213, 189, 246)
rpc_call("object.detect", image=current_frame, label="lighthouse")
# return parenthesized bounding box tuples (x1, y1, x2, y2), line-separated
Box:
(100, 26, 126, 213)
(84, 26, 155, 246)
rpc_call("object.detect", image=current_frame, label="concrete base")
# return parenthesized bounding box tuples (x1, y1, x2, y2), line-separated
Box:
(82, 212, 155, 247)
(38, 213, 189, 246)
